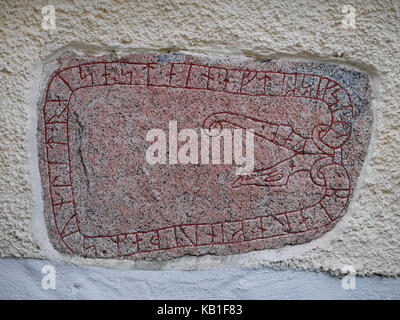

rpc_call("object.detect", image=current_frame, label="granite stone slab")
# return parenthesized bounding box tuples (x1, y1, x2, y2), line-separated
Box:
(37, 53, 373, 260)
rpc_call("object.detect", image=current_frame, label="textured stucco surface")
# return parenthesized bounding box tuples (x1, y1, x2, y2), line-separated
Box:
(0, 0, 399, 276)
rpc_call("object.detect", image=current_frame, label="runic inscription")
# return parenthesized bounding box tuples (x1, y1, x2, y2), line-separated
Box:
(37, 53, 373, 260)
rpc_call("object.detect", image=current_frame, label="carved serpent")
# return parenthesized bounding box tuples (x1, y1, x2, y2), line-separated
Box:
(202, 111, 351, 222)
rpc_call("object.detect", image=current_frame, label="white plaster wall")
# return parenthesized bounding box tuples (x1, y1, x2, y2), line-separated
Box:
(0, 0, 399, 276)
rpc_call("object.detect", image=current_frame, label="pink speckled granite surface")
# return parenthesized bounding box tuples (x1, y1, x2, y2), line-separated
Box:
(37, 53, 372, 260)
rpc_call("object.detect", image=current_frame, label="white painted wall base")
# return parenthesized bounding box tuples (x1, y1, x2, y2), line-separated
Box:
(0, 258, 399, 300)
